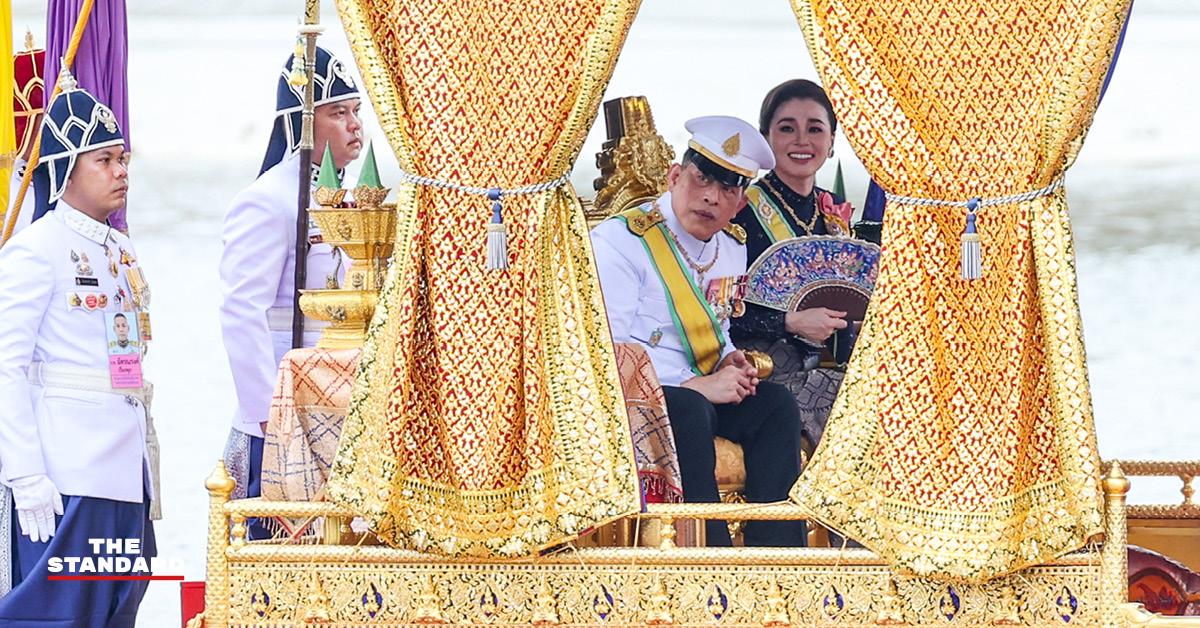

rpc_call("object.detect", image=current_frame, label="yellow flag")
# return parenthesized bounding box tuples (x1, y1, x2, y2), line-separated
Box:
(0, 0, 14, 219)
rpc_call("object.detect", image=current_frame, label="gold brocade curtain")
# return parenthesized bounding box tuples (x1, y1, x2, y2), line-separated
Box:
(326, 0, 643, 556)
(789, 0, 1131, 581)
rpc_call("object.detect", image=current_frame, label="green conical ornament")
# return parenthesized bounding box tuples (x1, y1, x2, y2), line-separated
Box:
(832, 159, 846, 199)
(358, 140, 382, 189)
(316, 142, 341, 189)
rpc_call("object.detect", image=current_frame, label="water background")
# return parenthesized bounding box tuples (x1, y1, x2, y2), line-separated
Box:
(9, 0, 1200, 624)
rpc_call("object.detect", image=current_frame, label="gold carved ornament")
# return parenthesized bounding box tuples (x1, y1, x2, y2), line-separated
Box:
(325, 0, 644, 557)
(787, 0, 1131, 582)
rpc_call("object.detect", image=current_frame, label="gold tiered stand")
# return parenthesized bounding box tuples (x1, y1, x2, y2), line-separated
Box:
(298, 183, 395, 349)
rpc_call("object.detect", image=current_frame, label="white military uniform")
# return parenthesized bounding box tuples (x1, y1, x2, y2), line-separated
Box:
(590, 191, 746, 387)
(219, 153, 343, 438)
(0, 202, 151, 503)
(1, 159, 35, 237)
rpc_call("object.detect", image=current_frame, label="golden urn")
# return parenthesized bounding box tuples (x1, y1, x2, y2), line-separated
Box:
(298, 143, 395, 349)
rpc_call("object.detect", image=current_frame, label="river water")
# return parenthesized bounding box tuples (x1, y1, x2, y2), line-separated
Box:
(8, 0, 1200, 624)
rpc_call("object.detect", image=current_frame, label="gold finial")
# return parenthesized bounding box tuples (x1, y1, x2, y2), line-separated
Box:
(1103, 460, 1131, 497)
(24, 28, 34, 52)
(205, 460, 237, 495)
(57, 60, 78, 93)
(722, 133, 740, 156)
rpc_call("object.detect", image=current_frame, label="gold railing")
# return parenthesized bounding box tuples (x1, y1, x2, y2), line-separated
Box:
(192, 460, 1200, 628)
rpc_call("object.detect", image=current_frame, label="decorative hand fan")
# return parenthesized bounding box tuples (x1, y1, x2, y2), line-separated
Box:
(744, 236, 881, 366)
(744, 236, 881, 316)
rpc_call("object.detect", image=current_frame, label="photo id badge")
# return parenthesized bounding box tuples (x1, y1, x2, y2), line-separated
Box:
(105, 311, 143, 388)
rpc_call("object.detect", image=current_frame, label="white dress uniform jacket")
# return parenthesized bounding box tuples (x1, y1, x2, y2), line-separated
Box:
(590, 191, 746, 387)
(219, 153, 343, 438)
(0, 203, 151, 503)
(1, 159, 34, 237)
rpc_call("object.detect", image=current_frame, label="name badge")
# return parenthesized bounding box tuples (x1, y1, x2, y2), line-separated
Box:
(105, 312, 143, 388)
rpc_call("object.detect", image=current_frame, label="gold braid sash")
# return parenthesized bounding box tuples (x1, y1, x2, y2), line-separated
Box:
(614, 207, 725, 376)
(745, 184, 797, 243)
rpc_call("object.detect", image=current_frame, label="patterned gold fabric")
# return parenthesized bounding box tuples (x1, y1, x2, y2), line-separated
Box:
(613, 343, 683, 504)
(262, 348, 361, 505)
(789, 0, 1130, 581)
(261, 348, 360, 536)
(326, 0, 643, 556)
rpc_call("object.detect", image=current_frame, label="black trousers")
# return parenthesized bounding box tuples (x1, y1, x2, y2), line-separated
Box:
(662, 382, 807, 547)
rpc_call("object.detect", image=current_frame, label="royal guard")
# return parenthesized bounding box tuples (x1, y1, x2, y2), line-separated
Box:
(0, 67, 155, 627)
(1, 30, 46, 238)
(219, 45, 362, 535)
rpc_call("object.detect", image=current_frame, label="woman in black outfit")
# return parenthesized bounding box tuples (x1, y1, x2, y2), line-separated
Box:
(731, 79, 860, 456)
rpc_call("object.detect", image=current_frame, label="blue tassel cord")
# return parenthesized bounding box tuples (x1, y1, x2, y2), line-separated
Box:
(961, 197, 982, 280)
(486, 188, 509, 270)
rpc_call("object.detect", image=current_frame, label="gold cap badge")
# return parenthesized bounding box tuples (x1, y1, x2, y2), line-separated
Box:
(722, 133, 740, 156)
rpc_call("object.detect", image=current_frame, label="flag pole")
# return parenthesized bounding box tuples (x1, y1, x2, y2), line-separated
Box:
(1, 0, 97, 247)
(291, 0, 323, 349)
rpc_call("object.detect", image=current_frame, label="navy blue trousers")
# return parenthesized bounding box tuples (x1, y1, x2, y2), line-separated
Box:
(0, 495, 155, 628)
(662, 383, 807, 547)
(246, 435, 274, 540)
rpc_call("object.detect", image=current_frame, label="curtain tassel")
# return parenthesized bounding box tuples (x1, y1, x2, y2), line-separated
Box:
(961, 197, 981, 280)
(486, 188, 509, 270)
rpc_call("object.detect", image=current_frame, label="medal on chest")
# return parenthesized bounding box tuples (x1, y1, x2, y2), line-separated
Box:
(705, 275, 748, 320)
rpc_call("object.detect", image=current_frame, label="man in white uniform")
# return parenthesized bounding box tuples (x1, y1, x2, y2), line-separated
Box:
(219, 47, 363, 529)
(591, 116, 806, 547)
(0, 71, 154, 627)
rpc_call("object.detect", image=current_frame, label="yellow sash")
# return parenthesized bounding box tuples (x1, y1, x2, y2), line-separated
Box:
(615, 207, 725, 376)
(745, 184, 796, 243)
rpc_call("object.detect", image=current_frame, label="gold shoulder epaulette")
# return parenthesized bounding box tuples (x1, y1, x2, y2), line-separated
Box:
(619, 207, 663, 237)
(723, 223, 747, 244)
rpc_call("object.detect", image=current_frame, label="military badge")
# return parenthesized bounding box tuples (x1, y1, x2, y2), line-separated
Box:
(125, 267, 151, 308)
(70, 250, 79, 262)
(138, 312, 153, 341)
(76, 263, 93, 276)
(119, 248, 136, 266)
(69, 293, 82, 307)
(705, 275, 748, 320)
(648, 329, 663, 347)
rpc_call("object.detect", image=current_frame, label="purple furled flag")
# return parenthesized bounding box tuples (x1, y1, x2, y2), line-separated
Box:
(45, 0, 129, 230)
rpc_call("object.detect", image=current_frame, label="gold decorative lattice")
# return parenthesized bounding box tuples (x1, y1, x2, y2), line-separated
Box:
(325, 0, 644, 557)
(789, 0, 1131, 581)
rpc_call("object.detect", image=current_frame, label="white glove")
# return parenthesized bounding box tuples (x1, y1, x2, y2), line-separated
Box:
(10, 475, 64, 543)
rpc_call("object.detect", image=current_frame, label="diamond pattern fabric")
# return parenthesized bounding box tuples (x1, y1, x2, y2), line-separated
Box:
(788, 0, 1131, 581)
(325, 0, 643, 557)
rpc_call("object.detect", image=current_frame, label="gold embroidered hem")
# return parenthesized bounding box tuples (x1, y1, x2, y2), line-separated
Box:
(324, 0, 643, 557)
(788, 0, 1129, 581)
